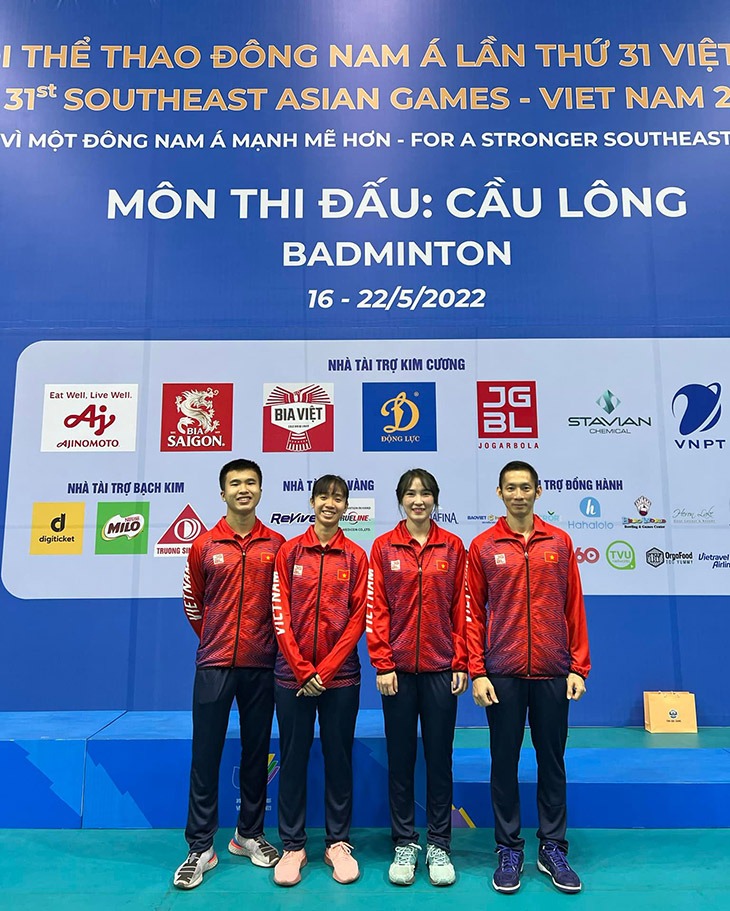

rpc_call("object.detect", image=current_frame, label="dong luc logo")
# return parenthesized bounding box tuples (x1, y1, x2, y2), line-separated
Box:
(672, 383, 724, 450)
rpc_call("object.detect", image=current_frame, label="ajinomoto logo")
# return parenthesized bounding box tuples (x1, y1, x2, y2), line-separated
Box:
(30, 502, 85, 555)
(262, 383, 334, 452)
(362, 382, 437, 451)
(95, 502, 150, 555)
(41, 384, 138, 451)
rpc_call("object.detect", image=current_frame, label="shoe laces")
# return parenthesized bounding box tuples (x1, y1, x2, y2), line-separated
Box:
(394, 843, 421, 864)
(542, 842, 570, 871)
(427, 845, 451, 866)
(178, 852, 202, 876)
(497, 847, 522, 872)
(329, 841, 354, 855)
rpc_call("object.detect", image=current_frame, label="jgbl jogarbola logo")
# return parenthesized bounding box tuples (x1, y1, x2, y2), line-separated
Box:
(672, 382, 725, 451)
(567, 388, 652, 434)
(477, 381, 538, 450)
(622, 495, 666, 529)
(263, 383, 334, 452)
(362, 382, 436, 451)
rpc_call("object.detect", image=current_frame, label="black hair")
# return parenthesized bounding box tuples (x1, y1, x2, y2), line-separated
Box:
(395, 468, 440, 509)
(498, 460, 539, 489)
(219, 458, 263, 490)
(310, 474, 349, 502)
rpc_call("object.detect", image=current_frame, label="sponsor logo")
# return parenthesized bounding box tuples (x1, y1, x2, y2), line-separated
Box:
(672, 505, 715, 525)
(95, 502, 150, 555)
(580, 497, 601, 518)
(213, 553, 224, 565)
(340, 497, 376, 544)
(30, 502, 85, 555)
(161, 384, 233, 451)
(543, 510, 562, 523)
(477, 382, 538, 444)
(568, 388, 652, 434)
(263, 383, 334, 452)
(575, 546, 599, 564)
(606, 540, 636, 570)
(41, 384, 138, 451)
(544, 552, 558, 563)
(155, 505, 207, 557)
(672, 382, 725, 450)
(646, 548, 693, 567)
(646, 547, 665, 568)
(668, 709, 678, 719)
(433, 510, 459, 524)
(270, 511, 315, 525)
(293, 564, 303, 576)
(623, 495, 666, 529)
(362, 382, 437, 451)
(390, 560, 401, 571)
(698, 551, 730, 569)
(494, 553, 506, 565)
(467, 514, 500, 523)
(234, 753, 279, 791)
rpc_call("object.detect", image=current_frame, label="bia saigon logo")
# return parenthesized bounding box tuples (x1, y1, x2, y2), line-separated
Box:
(160, 384, 234, 451)
(672, 382, 724, 451)
(95, 502, 150, 554)
(477, 382, 538, 449)
(567, 388, 651, 434)
(263, 383, 334, 452)
(362, 382, 437, 451)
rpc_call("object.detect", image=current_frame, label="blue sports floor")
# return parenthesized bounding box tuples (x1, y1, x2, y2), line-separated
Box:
(2, 827, 729, 911)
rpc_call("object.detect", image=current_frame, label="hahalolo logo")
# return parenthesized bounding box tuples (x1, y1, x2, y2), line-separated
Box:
(672, 382, 724, 450)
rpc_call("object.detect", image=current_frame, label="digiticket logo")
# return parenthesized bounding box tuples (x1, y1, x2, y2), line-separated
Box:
(567, 388, 651, 434)
(30, 502, 85, 555)
(580, 497, 601, 517)
(477, 382, 538, 448)
(362, 382, 437, 451)
(672, 382, 725, 451)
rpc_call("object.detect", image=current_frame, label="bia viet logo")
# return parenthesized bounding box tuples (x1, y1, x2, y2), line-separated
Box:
(161, 384, 233, 451)
(263, 383, 334, 452)
(362, 382, 437, 451)
(672, 382, 725, 450)
(95, 502, 150, 555)
(41, 384, 138, 451)
(477, 382, 538, 445)
(606, 540, 636, 570)
(155, 505, 207, 557)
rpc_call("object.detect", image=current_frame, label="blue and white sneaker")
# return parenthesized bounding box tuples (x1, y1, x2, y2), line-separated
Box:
(389, 843, 421, 885)
(537, 842, 582, 893)
(492, 845, 524, 893)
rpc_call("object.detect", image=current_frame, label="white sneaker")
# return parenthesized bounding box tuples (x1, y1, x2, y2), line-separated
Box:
(425, 844, 455, 886)
(228, 831, 280, 867)
(173, 847, 218, 889)
(388, 843, 421, 885)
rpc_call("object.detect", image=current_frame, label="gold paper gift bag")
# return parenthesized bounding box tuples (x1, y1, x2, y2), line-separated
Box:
(643, 691, 698, 733)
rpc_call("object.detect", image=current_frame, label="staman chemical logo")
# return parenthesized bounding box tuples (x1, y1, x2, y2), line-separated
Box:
(41, 384, 138, 451)
(262, 383, 334, 452)
(30, 502, 85, 555)
(606, 540, 636, 570)
(362, 383, 437, 451)
(95, 502, 150, 555)
(567, 388, 651, 434)
(477, 382, 538, 448)
(161, 384, 233, 451)
(672, 382, 725, 451)
(155, 505, 207, 557)
(622, 495, 666, 529)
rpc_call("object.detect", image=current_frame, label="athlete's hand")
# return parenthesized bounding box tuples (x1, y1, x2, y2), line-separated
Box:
(376, 671, 398, 696)
(451, 672, 468, 695)
(472, 676, 499, 707)
(566, 673, 586, 701)
(297, 674, 326, 697)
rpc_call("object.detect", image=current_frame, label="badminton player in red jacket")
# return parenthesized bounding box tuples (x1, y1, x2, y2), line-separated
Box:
(466, 461, 590, 895)
(271, 475, 368, 887)
(367, 468, 467, 887)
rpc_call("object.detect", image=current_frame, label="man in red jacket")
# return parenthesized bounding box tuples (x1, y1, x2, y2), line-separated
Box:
(173, 459, 286, 890)
(466, 461, 590, 895)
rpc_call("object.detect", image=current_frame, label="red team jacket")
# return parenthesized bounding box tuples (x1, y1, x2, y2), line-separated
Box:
(272, 525, 368, 689)
(183, 517, 286, 668)
(466, 516, 590, 680)
(367, 521, 468, 675)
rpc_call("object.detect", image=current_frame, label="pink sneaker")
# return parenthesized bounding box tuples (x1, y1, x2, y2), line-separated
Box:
(324, 842, 360, 884)
(274, 849, 307, 887)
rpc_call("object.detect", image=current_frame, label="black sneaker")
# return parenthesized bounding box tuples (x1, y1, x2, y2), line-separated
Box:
(537, 842, 582, 893)
(492, 845, 524, 893)
(173, 847, 218, 889)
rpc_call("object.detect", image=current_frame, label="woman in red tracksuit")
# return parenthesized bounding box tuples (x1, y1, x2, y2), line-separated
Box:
(367, 468, 467, 887)
(271, 474, 368, 888)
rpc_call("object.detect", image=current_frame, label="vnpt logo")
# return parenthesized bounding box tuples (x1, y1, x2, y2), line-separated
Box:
(362, 383, 436, 451)
(477, 382, 538, 440)
(606, 540, 636, 570)
(580, 497, 601, 517)
(672, 383, 724, 450)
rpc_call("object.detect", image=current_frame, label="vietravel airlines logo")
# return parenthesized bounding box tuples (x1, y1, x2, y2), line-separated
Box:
(263, 383, 334, 452)
(161, 384, 233, 451)
(567, 388, 652, 434)
(362, 382, 437, 451)
(41, 384, 138, 451)
(672, 382, 725, 450)
(476, 382, 538, 448)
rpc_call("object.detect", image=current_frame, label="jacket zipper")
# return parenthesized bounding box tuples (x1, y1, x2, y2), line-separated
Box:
(415, 558, 423, 673)
(312, 550, 325, 665)
(231, 545, 246, 667)
(524, 548, 532, 676)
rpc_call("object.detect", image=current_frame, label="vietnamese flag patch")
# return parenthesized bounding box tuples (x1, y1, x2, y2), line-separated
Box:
(260, 552, 274, 563)
(337, 569, 350, 581)
(436, 560, 448, 572)
(544, 552, 559, 563)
